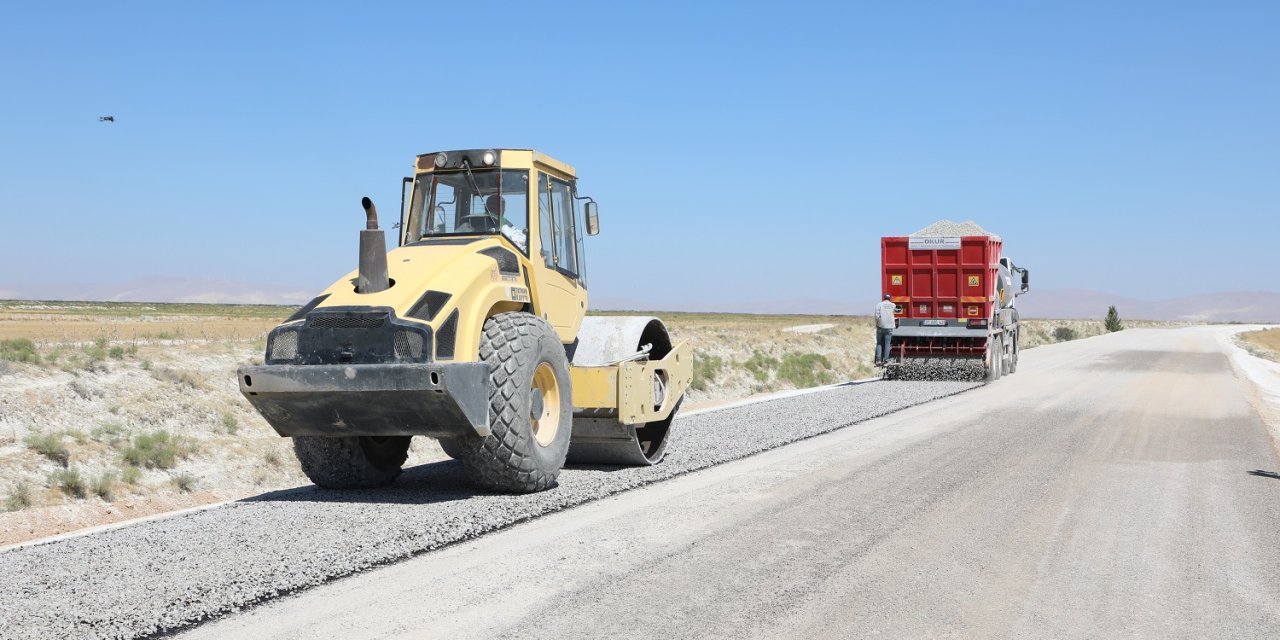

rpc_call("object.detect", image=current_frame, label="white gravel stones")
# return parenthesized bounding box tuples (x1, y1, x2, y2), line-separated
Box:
(885, 359, 986, 382)
(0, 379, 979, 640)
(910, 220, 994, 237)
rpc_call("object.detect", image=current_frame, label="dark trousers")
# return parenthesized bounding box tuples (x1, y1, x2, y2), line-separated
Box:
(876, 328, 893, 363)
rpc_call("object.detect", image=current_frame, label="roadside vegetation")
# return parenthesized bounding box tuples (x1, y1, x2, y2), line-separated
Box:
(1238, 328, 1280, 363)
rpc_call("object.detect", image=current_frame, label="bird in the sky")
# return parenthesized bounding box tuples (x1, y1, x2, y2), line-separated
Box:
(99, 116, 115, 123)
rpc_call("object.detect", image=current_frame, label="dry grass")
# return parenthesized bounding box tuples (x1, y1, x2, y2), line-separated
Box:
(0, 300, 288, 343)
(1239, 328, 1280, 362)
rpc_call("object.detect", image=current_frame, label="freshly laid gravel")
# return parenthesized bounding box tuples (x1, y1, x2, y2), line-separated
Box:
(910, 219, 993, 237)
(884, 358, 986, 382)
(0, 379, 979, 640)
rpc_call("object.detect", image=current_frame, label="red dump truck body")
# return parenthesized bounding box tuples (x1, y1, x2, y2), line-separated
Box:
(880, 235, 1004, 359)
(881, 235, 1002, 323)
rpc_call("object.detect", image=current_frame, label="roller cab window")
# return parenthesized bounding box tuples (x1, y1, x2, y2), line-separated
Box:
(538, 173, 584, 283)
(407, 169, 530, 253)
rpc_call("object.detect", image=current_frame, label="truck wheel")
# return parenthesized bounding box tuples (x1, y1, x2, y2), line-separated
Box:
(1007, 333, 1019, 374)
(455, 312, 572, 493)
(293, 435, 411, 489)
(985, 336, 1004, 382)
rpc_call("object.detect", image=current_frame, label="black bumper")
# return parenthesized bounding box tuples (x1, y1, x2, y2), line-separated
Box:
(238, 363, 490, 438)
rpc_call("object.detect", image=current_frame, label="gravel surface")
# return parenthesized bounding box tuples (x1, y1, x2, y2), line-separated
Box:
(884, 358, 986, 381)
(0, 379, 978, 640)
(910, 219, 993, 237)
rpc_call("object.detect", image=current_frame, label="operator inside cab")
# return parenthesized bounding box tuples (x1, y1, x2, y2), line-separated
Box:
(409, 167, 531, 254)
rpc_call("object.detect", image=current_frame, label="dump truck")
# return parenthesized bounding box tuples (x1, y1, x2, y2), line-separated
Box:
(237, 149, 691, 493)
(879, 221, 1029, 381)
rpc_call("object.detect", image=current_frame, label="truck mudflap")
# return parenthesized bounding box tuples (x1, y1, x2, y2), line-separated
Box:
(237, 362, 490, 438)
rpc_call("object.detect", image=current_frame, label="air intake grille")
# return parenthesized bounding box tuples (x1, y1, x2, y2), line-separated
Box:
(269, 330, 298, 361)
(307, 316, 386, 329)
(393, 330, 425, 360)
(436, 310, 459, 360)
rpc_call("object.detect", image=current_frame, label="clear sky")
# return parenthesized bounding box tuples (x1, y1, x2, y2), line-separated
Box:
(1, 1, 1276, 307)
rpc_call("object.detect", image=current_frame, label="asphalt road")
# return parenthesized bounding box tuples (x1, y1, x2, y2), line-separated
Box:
(180, 327, 1280, 640)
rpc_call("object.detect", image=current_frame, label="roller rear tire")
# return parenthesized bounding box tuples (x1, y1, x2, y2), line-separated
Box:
(293, 435, 411, 489)
(437, 437, 465, 460)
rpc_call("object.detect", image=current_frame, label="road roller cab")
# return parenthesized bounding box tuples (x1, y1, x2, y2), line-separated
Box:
(238, 149, 692, 493)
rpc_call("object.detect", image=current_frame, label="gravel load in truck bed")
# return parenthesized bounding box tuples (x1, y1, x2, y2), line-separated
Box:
(0, 379, 979, 640)
(910, 219, 994, 237)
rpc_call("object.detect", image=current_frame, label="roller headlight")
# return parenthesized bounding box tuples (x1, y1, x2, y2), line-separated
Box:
(481, 150, 497, 166)
(434, 153, 448, 168)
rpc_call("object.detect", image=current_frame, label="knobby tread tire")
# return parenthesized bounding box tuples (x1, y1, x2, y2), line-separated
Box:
(293, 435, 410, 489)
(455, 312, 572, 493)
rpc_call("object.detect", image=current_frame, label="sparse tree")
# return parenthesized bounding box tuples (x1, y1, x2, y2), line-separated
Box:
(1104, 306, 1124, 332)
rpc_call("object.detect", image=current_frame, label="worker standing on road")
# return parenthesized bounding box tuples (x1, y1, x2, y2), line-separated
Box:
(875, 294, 896, 366)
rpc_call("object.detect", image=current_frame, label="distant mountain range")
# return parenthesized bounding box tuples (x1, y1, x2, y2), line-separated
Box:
(0, 278, 313, 306)
(3, 279, 1278, 323)
(1014, 289, 1280, 323)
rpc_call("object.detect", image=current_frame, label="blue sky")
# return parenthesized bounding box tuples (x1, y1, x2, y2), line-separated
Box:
(1, 1, 1276, 307)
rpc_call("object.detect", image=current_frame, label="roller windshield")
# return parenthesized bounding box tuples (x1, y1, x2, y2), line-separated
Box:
(408, 169, 530, 253)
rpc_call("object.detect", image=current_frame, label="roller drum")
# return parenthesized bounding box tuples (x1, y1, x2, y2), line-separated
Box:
(567, 316, 680, 466)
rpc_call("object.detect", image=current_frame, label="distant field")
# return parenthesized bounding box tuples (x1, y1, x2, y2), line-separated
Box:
(0, 300, 291, 343)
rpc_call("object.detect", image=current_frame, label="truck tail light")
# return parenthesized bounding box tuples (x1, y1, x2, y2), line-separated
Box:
(966, 319, 988, 329)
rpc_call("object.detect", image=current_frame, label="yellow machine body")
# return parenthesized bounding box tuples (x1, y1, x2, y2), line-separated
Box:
(239, 149, 690, 461)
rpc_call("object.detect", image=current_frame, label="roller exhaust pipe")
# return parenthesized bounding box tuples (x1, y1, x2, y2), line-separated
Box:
(357, 197, 390, 294)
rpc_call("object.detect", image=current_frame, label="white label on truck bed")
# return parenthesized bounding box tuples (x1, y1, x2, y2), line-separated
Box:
(909, 237, 962, 250)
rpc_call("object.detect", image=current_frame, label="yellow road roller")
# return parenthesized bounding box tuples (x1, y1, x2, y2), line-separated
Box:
(238, 149, 691, 492)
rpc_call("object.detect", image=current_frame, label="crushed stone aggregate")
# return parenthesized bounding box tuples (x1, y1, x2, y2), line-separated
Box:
(0, 379, 978, 640)
(910, 219, 993, 237)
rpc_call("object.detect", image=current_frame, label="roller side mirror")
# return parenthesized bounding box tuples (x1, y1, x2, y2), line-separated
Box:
(585, 202, 600, 236)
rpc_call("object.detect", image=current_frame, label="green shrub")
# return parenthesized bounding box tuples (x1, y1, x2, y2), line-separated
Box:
(742, 352, 780, 382)
(108, 345, 126, 359)
(5, 481, 33, 511)
(83, 337, 108, 363)
(690, 351, 725, 392)
(1052, 326, 1078, 342)
(777, 352, 834, 388)
(52, 467, 86, 498)
(122, 430, 191, 469)
(121, 466, 142, 485)
(0, 338, 41, 364)
(92, 421, 128, 442)
(92, 472, 116, 500)
(173, 472, 197, 493)
(221, 412, 239, 435)
(24, 432, 69, 465)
